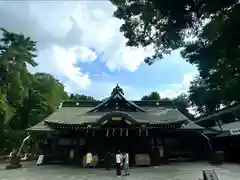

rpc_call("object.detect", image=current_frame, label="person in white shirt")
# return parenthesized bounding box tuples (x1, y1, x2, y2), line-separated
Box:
(85, 152, 92, 168)
(123, 152, 130, 176)
(115, 150, 122, 177)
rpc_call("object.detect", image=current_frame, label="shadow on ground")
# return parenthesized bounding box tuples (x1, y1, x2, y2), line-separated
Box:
(0, 161, 240, 180)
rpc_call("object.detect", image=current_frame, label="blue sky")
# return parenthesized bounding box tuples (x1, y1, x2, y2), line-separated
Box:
(0, 1, 197, 100)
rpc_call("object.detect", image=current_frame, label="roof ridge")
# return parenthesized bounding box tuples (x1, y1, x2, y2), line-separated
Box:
(87, 89, 146, 113)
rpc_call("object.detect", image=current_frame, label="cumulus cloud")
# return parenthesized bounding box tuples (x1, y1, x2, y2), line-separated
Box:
(0, 1, 197, 99)
(159, 72, 198, 98)
(28, 45, 93, 89)
(0, 1, 155, 91)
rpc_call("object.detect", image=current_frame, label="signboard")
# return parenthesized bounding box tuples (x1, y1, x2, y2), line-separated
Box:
(202, 169, 219, 180)
(58, 138, 71, 146)
(112, 117, 122, 121)
(36, 155, 44, 165)
(230, 128, 240, 135)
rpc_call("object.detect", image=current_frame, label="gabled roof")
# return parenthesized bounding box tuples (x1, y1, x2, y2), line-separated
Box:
(87, 86, 146, 113)
(27, 85, 201, 131)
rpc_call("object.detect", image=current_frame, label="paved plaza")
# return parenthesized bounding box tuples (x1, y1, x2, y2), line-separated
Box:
(0, 161, 240, 180)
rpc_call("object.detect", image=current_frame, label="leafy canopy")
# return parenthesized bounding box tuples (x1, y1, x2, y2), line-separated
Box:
(111, 0, 239, 64)
(0, 28, 95, 152)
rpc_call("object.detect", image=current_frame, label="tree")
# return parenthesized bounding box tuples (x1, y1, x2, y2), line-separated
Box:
(181, 4, 240, 103)
(0, 28, 102, 152)
(187, 76, 222, 115)
(9, 73, 69, 130)
(111, 0, 239, 64)
(111, 0, 240, 114)
(0, 28, 38, 151)
(173, 93, 194, 119)
(141, 92, 161, 100)
(69, 94, 95, 101)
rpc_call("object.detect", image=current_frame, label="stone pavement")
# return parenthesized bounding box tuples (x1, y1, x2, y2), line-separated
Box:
(0, 161, 240, 180)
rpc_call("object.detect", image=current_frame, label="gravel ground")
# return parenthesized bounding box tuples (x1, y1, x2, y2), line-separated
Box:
(0, 161, 240, 180)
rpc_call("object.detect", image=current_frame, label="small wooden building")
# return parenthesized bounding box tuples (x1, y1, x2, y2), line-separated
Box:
(195, 102, 240, 162)
(28, 85, 210, 166)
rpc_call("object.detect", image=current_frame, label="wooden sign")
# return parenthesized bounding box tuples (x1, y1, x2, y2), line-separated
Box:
(230, 128, 240, 135)
(202, 169, 219, 180)
(112, 117, 121, 121)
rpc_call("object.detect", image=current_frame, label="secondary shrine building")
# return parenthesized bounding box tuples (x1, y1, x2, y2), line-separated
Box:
(27, 85, 211, 166)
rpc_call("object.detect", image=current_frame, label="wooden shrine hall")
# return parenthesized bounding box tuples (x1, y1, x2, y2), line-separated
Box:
(27, 85, 210, 166)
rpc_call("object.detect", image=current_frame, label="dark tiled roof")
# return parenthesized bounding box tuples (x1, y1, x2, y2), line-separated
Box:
(27, 85, 201, 131)
(180, 121, 204, 130)
(40, 107, 188, 125)
(132, 100, 174, 108)
(195, 102, 240, 123)
(211, 121, 240, 131)
(26, 121, 53, 131)
(61, 100, 174, 109)
(62, 100, 101, 107)
(27, 106, 190, 131)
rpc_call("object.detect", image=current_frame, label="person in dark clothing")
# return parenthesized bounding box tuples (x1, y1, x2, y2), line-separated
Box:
(104, 151, 111, 170)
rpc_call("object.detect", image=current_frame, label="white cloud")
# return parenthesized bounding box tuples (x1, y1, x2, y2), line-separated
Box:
(159, 72, 198, 98)
(29, 45, 92, 89)
(0, 1, 198, 99)
(0, 1, 154, 92)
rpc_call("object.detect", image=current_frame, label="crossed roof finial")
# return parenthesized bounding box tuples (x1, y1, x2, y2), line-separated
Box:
(111, 84, 124, 95)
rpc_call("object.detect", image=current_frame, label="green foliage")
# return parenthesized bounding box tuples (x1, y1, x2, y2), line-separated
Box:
(173, 93, 194, 119)
(69, 93, 96, 101)
(141, 92, 161, 100)
(112, 0, 240, 115)
(111, 0, 239, 64)
(182, 4, 240, 104)
(0, 28, 94, 153)
(141, 92, 193, 118)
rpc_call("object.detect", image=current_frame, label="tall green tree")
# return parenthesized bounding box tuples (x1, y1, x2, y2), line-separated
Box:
(111, 0, 239, 64)
(0, 28, 38, 151)
(187, 77, 222, 115)
(0, 29, 72, 151)
(9, 73, 69, 130)
(181, 4, 240, 103)
(112, 0, 240, 114)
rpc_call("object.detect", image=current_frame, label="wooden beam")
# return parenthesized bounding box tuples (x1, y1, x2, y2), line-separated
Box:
(146, 128, 148, 136)
(106, 129, 109, 137)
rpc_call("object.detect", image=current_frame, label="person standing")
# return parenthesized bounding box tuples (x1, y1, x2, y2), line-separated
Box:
(123, 152, 130, 176)
(104, 151, 111, 170)
(85, 151, 92, 168)
(116, 150, 122, 177)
